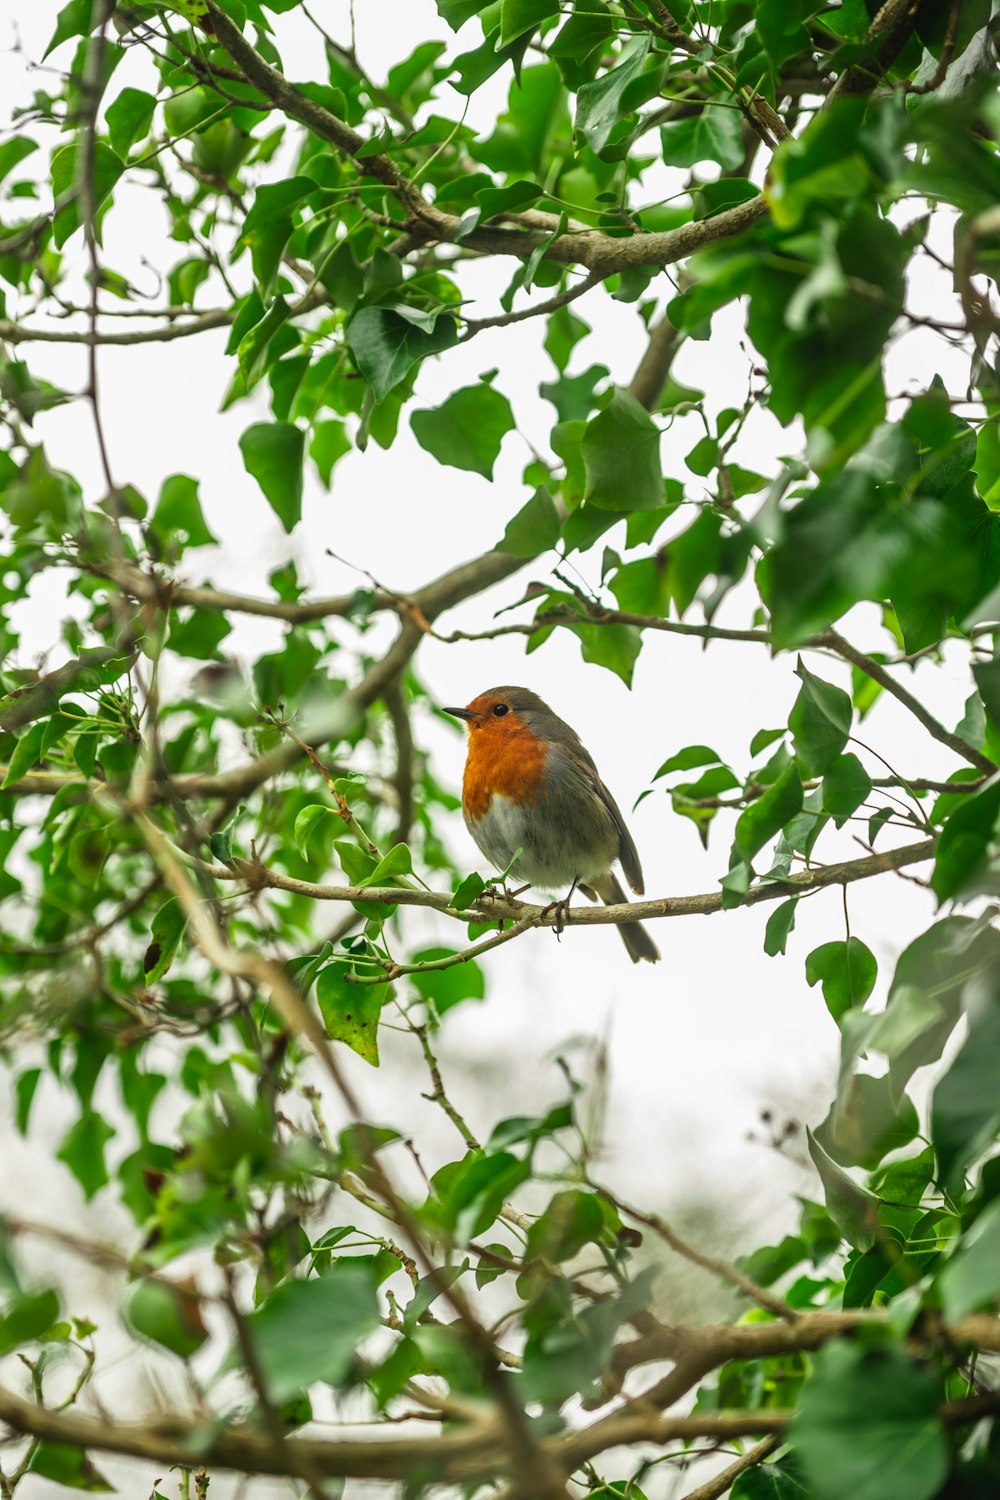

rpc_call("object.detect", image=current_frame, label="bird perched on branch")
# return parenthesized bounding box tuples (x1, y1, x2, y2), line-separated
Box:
(443, 686, 660, 964)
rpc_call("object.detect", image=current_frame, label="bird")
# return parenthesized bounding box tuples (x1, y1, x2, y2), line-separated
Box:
(443, 686, 660, 964)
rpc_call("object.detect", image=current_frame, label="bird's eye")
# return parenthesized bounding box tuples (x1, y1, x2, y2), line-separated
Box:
(492, 703, 509, 717)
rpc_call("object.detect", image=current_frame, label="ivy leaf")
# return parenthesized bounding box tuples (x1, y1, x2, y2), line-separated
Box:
(123, 1278, 208, 1359)
(789, 659, 852, 774)
(29, 1444, 113, 1492)
(150, 474, 217, 550)
(575, 34, 650, 153)
(582, 388, 663, 511)
(498, 486, 560, 557)
(734, 763, 803, 863)
(56, 1111, 115, 1201)
(239, 422, 305, 532)
(805, 938, 877, 1022)
(409, 948, 486, 1013)
(806, 1129, 880, 1250)
(346, 306, 459, 401)
(932, 1002, 1000, 1194)
(51, 142, 124, 248)
(316, 964, 387, 1067)
(660, 108, 746, 171)
(794, 1340, 947, 1500)
(294, 804, 333, 861)
(105, 87, 156, 158)
(938, 1196, 1000, 1321)
(239, 177, 314, 294)
(930, 777, 1000, 903)
(410, 382, 515, 478)
(144, 899, 186, 985)
(242, 1265, 381, 1405)
(822, 752, 871, 824)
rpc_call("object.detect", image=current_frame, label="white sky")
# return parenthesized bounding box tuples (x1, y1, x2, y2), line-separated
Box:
(0, 5, 983, 1495)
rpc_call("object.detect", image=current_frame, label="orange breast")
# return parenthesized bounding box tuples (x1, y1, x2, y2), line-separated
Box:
(463, 718, 549, 821)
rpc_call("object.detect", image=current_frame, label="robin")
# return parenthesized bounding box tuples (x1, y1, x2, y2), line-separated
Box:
(443, 686, 660, 964)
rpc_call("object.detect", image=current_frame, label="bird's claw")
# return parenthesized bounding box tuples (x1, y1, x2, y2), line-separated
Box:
(540, 893, 572, 942)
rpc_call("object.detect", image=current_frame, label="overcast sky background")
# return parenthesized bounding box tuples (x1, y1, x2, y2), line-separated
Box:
(0, 4, 982, 1496)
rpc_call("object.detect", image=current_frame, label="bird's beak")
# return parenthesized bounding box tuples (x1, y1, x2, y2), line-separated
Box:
(442, 705, 477, 722)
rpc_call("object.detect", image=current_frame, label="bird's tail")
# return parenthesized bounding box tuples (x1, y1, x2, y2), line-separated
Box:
(589, 871, 660, 964)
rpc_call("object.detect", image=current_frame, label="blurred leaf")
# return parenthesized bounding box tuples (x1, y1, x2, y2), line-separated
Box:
(794, 1340, 947, 1500)
(807, 1129, 879, 1250)
(243, 1264, 380, 1404)
(932, 1002, 1000, 1194)
(123, 1278, 208, 1358)
(930, 778, 1000, 903)
(938, 1196, 1000, 1321)
(409, 948, 485, 1012)
(29, 1444, 112, 1492)
(144, 899, 186, 985)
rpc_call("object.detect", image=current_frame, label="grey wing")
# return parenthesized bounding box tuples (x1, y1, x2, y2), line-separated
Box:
(567, 742, 646, 896)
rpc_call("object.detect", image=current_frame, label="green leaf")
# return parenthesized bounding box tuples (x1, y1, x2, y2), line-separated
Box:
(938, 1196, 1000, 1321)
(2, 722, 45, 788)
(310, 420, 351, 488)
(29, 1444, 113, 1492)
(930, 777, 1000, 903)
(346, 306, 459, 401)
(56, 1111, 114, 1201)
(794, 1340, 947, 1500)
(789, 659, 852, 774)
(499, 0, 559, 44)
(734, 763, 803, 863)
(44, 0, 92, 59)
(498, 485, 560, 557)
(932, 1002, 1000, 1194)
(240, 177, 314, 293)
(316, 964, 387, 1066)
(364, 843, 413, 885)
(805, 938, 877, 1022)
(51, 142, 124, 248)
(806, 1129, 880, 1250)
(575, 34, 650, 153)
(168, 607, 231, 659)
(239, 422, 305, 532)
(243, 1264, 381, 1405)
(143, 899, 186, 985)
(582, 388, 663, 511)
(0, 137, 37, 187)
(731, 1462, 805, 1498)
(654, 745, 723, 777)
(409, 948, 486, 1013)
(525, 1190, 605, 1262)
(764, 898, 798, 957)
(151, 473, 218, 549)
(294, 804, 333, 861)
(818, 1074, 918, 1170)
(14, 1069, 41, 1136)
(237, 295, 291, 389)
(0, 1288, 60, 1353)
(105, 87, 156, 158)
(822, 752, 871, 824)
(660, 107, 746, 171)
(123, 1278, 208, 1358)
(410, 382, 515, 479)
